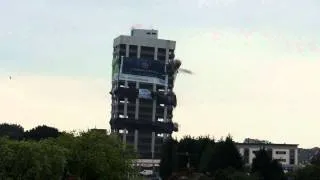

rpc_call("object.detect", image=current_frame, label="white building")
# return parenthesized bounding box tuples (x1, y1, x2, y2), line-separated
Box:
(236, 143, 299, 171)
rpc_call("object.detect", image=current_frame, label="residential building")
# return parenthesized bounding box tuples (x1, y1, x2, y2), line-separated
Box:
(236, 142, 299, 171)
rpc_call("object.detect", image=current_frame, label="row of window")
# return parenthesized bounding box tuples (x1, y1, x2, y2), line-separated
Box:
(114, 81, 167, 90)
(251, 150, 287, 155)
(113, 44, 174, 61)
(113, 111, 173, 122)
(146, 32, 157, 35)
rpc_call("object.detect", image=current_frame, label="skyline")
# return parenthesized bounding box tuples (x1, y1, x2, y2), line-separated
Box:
(1, 0, 320, 148)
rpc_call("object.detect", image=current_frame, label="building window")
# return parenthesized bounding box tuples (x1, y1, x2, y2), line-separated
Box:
(276, 151, 287, 155)
(158, 48, 166, 54)
(140, 46, 155, 59)
(169, 49, 175, 60)
(115, 44, 126, 57)
(276, 159, 286, 162)
(289, 149, 295, 165)
(129, 52, 138, 58)
(157, 55, 166, 61)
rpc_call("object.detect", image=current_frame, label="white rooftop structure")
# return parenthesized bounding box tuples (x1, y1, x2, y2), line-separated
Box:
(130, 29, 159, 39)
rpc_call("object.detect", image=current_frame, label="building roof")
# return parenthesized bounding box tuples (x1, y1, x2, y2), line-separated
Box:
(113, 35, 176, 49)
(236, 142, 299, 147)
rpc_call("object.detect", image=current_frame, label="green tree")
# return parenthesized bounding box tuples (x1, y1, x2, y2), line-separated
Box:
(57, 130, 136, 180)
(292, 165, 320, 180)
(24, 125, 60, 141)
(177, 136, 198, 170)
(196, 136, 213, 155)
(199, 142, 214, 173)
(0, 128, 137, 180)
(213, 168, 258, 180)
(195, 136, 214, 170)
(160, 135, 243, 178)
(251, 149, 285, 180)
(251, 149, 271, 177)
(311, 152, 320, 166)
(292, 152, 320, 179)
(0, 137, 67, 180)
(38, 140, 68, 180)
(0, 123, 24, 140)
(175, 136, 214, 172)
(0, 139, 45, 179)
(160, 138, 178, 180)
(208, 135, 243, 173)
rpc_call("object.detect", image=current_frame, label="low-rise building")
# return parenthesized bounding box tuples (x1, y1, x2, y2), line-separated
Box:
(236, 142, 299, 171)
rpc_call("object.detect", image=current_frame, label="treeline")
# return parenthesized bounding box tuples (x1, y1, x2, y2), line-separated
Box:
(0, 123, 137, 180)
(0, 123, 60, 141)
(2, 123, 320, 180)
(288, 153, 320, 179)
(160, 135, 285, 180)
(160, 135, 320, 180)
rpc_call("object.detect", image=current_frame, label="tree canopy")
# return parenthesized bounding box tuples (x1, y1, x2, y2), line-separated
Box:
(0, 127, 137, 180)
(160, 138, 178, 180)
(208, 135, 243, 173)
(0, 123, 24, 140)
(4, 123, 320, 180)
(24, 125, 61, 141)
(251, 149, 285, 180)
(288, 151, 320, 180)
(160, 135, 244, 179)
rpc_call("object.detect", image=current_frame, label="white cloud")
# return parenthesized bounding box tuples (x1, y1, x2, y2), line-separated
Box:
(0, 75, 110, 131)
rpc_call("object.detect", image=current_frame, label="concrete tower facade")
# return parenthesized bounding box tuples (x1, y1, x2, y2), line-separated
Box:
(110, 29, 180, 161)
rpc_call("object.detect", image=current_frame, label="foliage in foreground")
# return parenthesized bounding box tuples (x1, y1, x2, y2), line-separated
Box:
(160, 135, 246, 180)
(160, 135, 288, 180)
(251, 149, 285, 180)
(286, 153, 320, 180)
(0, 129, 136, 180)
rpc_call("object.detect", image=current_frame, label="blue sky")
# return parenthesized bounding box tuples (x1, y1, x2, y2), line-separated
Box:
(1, 0, 320, 148)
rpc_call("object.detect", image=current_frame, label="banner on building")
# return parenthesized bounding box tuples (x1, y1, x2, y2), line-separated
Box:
(121, 57, 166, 80)
(138, 89, 152, 99)
(112, 57, 167, 86)
(113, 73, 166, 86)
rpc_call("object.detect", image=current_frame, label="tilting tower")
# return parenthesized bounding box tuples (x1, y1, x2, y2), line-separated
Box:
(110, 29, 181, 160)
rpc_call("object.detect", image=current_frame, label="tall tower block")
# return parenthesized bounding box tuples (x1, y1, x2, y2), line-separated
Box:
(110, 29, 179, 160)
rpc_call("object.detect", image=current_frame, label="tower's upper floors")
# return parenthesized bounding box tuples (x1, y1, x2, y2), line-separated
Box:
(113, 29, 176, 62)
